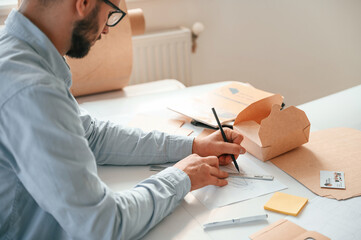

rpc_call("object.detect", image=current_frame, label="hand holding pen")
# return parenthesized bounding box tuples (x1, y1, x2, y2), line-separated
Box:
(211, 107, 241, 172)
(192, 110, 246, 168)
(172, 109, 246, 190)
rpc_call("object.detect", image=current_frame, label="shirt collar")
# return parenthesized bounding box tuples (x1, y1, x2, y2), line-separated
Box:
(5, 9, 72, 88)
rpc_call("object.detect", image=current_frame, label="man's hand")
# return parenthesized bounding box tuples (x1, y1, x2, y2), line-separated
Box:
(192, 128, 246, 165)
(174, 154, 229, 191)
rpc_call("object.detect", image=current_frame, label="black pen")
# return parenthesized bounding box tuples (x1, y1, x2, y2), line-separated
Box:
(211, 107, 240, 173)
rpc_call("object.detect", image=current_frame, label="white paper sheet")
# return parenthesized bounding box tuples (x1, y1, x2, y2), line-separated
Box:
(191, 156, 287, 209)
(286, 196, 361, 239)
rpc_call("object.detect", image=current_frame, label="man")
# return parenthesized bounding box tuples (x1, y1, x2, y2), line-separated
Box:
(0, 0, 246, 239)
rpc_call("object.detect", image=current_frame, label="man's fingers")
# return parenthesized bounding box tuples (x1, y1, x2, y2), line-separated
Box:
(181, 154, 232, 190)
(231, 133, 244, 145)
(221, 154, 236, 164)
(203, 156, 219, 168)
(210, 176, 228, 187)
(216, 129, 246, 155)
(219, 155, 232, 165)
(209, 166, 228, 179)
(224, 128, 244, 144)
(203, 157, 229, 178)
(219, 143, 246, 156)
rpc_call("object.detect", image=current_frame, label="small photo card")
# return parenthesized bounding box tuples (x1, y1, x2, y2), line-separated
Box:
(320, 171, 345, 189)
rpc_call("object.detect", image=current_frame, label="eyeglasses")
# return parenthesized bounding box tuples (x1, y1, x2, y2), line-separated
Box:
(102, 0, 126, 27)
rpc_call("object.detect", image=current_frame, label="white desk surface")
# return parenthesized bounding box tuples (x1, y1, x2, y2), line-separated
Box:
(78, 82, 361, 240)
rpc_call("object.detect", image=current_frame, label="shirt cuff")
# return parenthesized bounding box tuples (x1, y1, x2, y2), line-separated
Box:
(167, 135, 194, 162)
(156, 167, 191, 199)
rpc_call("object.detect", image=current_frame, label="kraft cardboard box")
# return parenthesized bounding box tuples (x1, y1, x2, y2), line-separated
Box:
(233, 101, 310, 161)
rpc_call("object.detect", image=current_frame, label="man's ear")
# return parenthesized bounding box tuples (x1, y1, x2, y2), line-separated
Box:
(75, 0, 94, 18)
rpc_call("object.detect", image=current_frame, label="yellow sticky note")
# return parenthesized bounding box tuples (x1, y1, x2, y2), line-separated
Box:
(264, 192, 308, 216)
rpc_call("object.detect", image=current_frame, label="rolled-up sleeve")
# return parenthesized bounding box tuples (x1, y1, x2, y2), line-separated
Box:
(79, 108, 194, 166)
(1, 84, 191, 240)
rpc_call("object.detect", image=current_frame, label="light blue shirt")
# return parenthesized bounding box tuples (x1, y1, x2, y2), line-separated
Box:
(0, 10, 193, 240)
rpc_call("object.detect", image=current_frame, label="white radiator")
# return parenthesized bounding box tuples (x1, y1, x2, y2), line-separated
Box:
(130, 28, 192, 86)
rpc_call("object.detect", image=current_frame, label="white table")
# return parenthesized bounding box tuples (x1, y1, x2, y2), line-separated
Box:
(297, 84, 361, 132)
(78, 82, 361, 240)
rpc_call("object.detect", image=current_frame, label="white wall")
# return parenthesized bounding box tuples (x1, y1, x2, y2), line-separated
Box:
(127, 0, 361, 105)
(1, 0, 360, 105)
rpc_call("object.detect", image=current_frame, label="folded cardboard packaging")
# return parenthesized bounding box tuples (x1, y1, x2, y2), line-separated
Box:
(233, 95, 310, 161)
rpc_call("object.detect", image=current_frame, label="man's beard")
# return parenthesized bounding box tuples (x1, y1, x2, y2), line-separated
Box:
(66, 4, 100, 58)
